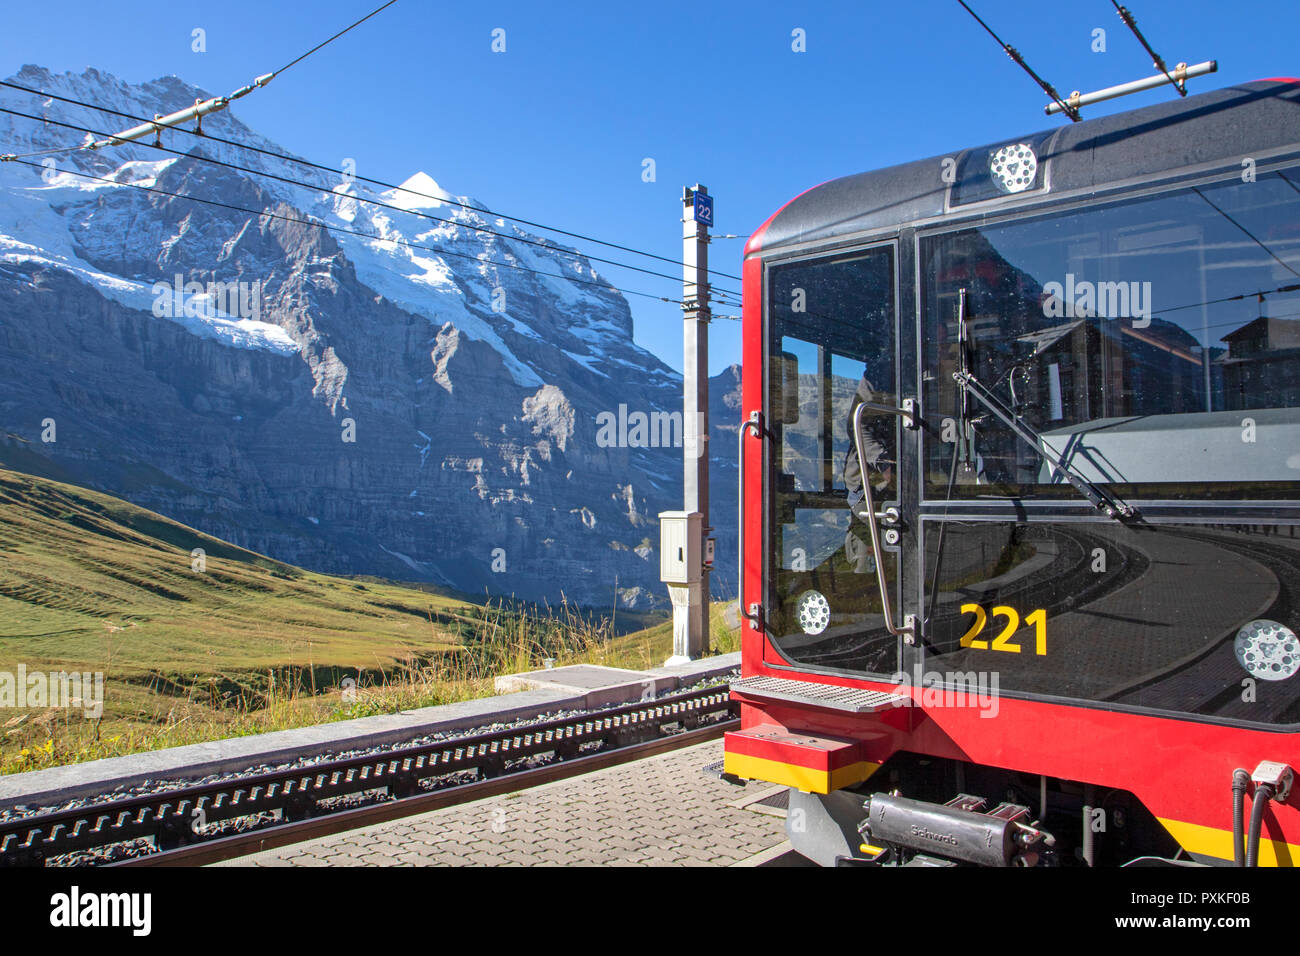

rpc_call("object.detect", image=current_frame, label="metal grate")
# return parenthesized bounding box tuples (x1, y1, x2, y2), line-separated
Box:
(730, 785, 791, 817)
(730, 676, 910, 714)
(750, 788, 790, 814)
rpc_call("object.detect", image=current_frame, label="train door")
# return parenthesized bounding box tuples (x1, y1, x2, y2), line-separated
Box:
(764, 243, 910, 678)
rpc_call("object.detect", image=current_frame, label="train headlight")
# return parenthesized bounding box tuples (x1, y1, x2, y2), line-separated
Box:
(1235, 620, 1300, 681)
(796, 590, 830, 635)
(989, 143, 1037, 194)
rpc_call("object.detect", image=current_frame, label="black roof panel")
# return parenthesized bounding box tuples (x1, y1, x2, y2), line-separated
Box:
(751, 79, 1300, 257)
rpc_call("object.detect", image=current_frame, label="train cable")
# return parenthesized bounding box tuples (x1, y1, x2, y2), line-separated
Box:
(0, 156, 684, 306)
(955, 0, 1081, 122)
(0, 143, 83, 161)
(34, 1, 400, 162)
(0, 79, 743, 285)
(271, 0, 401, 80)
(0, 106, 743, 299)
(1108, 1, 1187, 98)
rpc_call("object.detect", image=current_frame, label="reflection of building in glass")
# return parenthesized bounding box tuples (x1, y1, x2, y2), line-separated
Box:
(1220, 316, 1300, 410)
(1017, 316, 1205, 425)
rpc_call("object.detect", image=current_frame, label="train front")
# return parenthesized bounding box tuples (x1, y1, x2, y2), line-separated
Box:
(725, 78, 1300, 867)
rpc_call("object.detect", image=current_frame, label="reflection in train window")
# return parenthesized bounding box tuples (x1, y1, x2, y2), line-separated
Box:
(922, 520, 1300, 725)
(767, 248, 899, 675)
(921, 169, 1300, 499)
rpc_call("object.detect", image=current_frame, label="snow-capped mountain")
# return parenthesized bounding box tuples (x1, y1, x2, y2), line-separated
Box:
(0, 65, 738, 608)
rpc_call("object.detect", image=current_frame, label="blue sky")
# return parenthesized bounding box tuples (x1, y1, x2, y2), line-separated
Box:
(1, 0, 1295, 374)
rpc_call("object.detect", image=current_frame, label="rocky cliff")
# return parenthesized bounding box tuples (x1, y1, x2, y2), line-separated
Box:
(0, 65, 739, 609)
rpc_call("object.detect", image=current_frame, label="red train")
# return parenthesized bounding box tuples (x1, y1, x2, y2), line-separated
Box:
(726, 77, 1300, 866)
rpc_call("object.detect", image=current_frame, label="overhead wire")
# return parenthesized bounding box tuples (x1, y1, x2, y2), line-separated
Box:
(270, 0, 401, 80)
(0, 0, 747, 317)
(955, 0, 1082, 122)
(64, 0, 403, 158)
(0, 105, 744, 298)
(0, 142, 83, 161)
(0, 79, 743, 285)
(1, 156, 684, 305)
(1108, 1, 1187, 97)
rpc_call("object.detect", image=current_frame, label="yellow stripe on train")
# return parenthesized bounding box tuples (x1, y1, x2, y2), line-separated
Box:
(1158, 817, 1300, 867)
(724, 751, 880, 795)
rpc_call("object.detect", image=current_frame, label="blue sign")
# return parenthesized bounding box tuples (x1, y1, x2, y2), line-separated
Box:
(692, 192, 714, 227)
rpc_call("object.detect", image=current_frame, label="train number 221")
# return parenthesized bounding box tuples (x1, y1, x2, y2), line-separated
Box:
(959, 605, 1047, 655)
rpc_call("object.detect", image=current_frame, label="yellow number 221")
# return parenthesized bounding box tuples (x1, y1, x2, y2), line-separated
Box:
(959, 604, 1047, 655)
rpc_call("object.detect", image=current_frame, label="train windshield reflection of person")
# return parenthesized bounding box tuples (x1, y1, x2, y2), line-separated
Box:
(768, 248, 899, 675)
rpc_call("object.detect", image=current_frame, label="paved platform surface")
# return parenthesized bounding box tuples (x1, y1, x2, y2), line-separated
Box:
(219, 739, 789, 867)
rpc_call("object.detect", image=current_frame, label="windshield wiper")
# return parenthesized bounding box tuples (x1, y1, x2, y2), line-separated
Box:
(952, 368, 1137, 521)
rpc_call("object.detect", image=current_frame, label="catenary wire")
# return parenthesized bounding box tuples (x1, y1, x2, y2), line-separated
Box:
(1108, 1, 1187, 97)
(271, 1, 401, 79)
(0, 105, 743, 298)
(0, 79, 744, 284)
(1, 156, 685, 305)
(956, 0, 1081, 122)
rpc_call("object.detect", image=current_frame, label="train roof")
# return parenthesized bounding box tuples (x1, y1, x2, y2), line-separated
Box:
(746, 78, 1300, 258)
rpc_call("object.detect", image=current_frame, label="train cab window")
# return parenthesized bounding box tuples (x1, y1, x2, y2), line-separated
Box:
(918, 170, 1300, 726)
(920, 169, 1300, 501)
(766, 248, 900, 675)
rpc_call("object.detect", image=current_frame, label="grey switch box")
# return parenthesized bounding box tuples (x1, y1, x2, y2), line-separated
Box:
(659, 511, 702, 585)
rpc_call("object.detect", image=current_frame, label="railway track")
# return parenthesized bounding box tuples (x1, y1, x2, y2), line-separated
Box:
(0, 684, 737, 868)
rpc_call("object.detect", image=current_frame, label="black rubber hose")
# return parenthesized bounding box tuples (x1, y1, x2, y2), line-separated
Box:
(1233, 768, 1251, 867)
(1246, 783, 1275, 868)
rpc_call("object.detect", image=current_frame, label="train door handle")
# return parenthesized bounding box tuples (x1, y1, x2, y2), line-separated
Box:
(851, 403, 915, 643)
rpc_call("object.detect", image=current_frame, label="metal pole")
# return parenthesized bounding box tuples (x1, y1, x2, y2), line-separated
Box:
(1044, 60, 1217, 116)
(670, 184, 711, 662)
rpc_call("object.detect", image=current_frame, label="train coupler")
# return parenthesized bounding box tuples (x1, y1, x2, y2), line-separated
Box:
(858, 791, 1056, 867)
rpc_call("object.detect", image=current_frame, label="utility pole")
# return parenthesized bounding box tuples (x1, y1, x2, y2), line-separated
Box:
(660, 184, 714, 665)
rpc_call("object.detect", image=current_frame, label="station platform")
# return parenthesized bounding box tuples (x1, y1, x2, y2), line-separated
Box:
(0, 654, 739, 813)
(218, 739, 799, 867)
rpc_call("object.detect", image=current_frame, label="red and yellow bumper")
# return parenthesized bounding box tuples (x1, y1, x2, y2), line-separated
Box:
(723, 724, 880, 794)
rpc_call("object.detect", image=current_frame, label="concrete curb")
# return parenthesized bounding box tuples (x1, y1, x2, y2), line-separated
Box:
(493, 663, 676, 708)
(0, 653, 740, 811)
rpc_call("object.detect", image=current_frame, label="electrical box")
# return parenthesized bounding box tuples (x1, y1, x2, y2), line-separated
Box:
(704, 537, 716, 566)
(659, 511, 702, 585)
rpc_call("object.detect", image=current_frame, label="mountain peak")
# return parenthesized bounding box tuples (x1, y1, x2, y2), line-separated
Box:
(386, 172, 455, 211)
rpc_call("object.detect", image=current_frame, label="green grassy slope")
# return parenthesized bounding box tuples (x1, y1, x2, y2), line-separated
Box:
(0, 468, 734, 772)
(0, 468, 475, 679)
(0, 468, 492, 768)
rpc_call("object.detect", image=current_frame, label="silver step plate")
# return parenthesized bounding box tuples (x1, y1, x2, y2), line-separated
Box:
(730, 675, 910, 714)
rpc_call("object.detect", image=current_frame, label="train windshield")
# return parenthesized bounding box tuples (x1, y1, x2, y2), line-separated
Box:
(916, 168, 1300, 725)
(921, 169, 1300, 500)
(766, 248, 900, 675)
